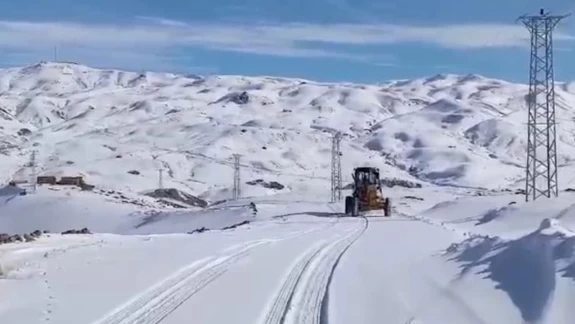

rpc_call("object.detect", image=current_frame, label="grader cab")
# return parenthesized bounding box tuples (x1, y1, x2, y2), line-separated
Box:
(345, 167, 391, 217)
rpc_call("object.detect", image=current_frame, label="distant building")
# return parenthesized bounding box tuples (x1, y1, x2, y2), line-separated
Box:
(57, 176, 84, 186)
(37, 176, 57, 185)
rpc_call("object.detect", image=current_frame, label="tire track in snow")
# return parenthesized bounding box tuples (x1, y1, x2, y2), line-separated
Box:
(91, 222, 338, 324)
(260, 241, 329, 324)
(91, 239, 269, 324)
(260, 217, 368, 324)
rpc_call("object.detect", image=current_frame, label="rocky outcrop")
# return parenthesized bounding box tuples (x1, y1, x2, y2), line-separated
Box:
(213, 91, 250, 105)
(144, 188, 207, 208)
(0, 229, 48, 244)
(61, 228, 91, 235)
(246, 179, 285, 190)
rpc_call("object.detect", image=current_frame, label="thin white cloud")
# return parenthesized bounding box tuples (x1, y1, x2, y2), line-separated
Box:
(0, 18, 572, 66)
(257, 23, 574, 48)
(136, 16, 189, 27)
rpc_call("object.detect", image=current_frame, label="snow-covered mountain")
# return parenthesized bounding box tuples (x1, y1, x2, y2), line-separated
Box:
(2, 61, 575, 201)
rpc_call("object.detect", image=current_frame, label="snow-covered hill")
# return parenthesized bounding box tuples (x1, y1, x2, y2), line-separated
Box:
(2, 61, 575, 201)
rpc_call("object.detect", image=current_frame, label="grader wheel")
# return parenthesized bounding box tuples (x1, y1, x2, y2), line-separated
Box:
(384, 197, 392, 217)
(345, 196, 354, 215)
(344, 196, 359, 217)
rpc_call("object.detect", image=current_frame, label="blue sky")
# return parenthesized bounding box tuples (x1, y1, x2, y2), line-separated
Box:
(0, 0, 573, 83)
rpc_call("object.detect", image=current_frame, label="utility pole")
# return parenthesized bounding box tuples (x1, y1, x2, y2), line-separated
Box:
(30, 150, 37, 193)
(233, 154, 241, 200)
(331, 132, 342, 203)
(518, 9, 569, 201)
(158, 168, 164, 189)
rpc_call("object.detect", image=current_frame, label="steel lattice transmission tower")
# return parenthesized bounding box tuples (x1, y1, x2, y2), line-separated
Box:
(518, 9, 569, 202)
(331, 132, 343, 203)
(232, 154, 241, 200)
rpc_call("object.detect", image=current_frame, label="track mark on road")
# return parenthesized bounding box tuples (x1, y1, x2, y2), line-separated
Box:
(261, 240, 329, 324)
(260, 217, 368, 324)
(92, 220, 339, 324)
(91, 239, 271, 324)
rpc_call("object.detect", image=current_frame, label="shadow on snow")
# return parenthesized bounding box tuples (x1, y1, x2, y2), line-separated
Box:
(445, 223, 575, 323)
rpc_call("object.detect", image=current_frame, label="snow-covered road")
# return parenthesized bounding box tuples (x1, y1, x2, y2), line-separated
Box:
(0, 215, 359, 323)
(1, 213, 467, 324)
(90, 217, 363, 324)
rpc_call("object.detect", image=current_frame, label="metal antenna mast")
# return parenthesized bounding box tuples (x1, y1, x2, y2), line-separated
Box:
(518, 9, 569, 201)
(232, 154, 241, 200)
(331, 132, 342, 203)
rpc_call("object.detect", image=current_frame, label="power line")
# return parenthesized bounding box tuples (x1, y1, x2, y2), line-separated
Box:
(331, 132, 342, 202)
(518, 9, 569, 201)
(233, 154, 241, 200)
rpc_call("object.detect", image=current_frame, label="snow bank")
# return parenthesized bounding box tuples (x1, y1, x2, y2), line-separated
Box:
(0, 188, 142, 234)
(0, 186, 257, 235)
(409, 191, 575, 323)
(125, 207, 255, 235)
(420, 191, 575, 238)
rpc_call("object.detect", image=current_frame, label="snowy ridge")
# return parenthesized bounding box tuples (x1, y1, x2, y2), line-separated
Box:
(1, 62, 575, 202)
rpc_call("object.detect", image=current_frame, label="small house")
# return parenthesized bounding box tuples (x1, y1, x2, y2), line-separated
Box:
(37, 176, 57, 185)
(57, 176, 84, 186)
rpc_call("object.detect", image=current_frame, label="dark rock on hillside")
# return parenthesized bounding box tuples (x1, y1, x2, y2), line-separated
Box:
(188, 227, 209, 234)
(145, 188, 208, 208)
(403, 196, 424, 201)
(246, 179, 285, 190)
(0, 229, 48, 245)
(212, 91, 250, 105)
(221, 220, 250, 230)
(62, 228, 91, 235)
(17, 128, 32, 136)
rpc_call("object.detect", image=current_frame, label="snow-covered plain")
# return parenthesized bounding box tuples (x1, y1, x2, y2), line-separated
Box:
(1, 62, 575, 324)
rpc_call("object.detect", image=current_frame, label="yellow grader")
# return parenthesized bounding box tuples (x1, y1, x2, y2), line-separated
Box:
(345, 167, 391, 217)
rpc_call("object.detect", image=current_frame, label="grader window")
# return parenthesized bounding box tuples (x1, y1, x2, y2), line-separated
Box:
(356, 170, 378, 185)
